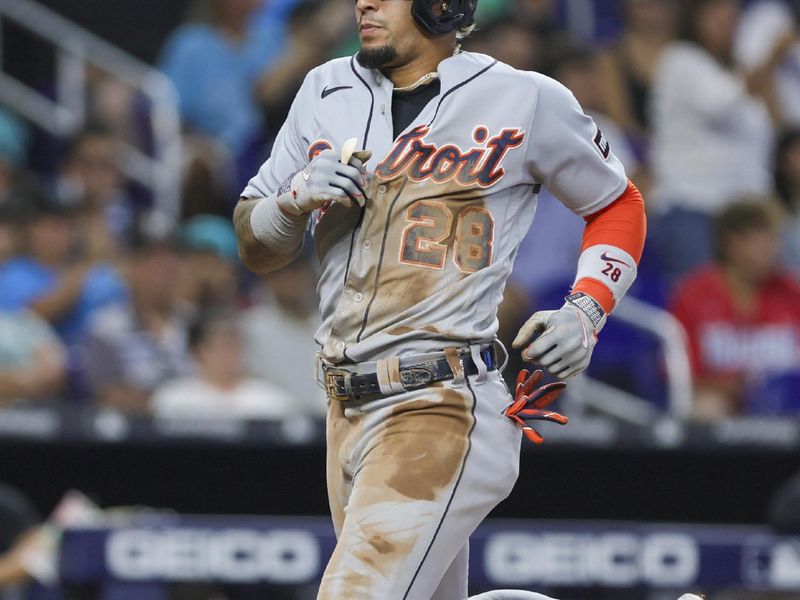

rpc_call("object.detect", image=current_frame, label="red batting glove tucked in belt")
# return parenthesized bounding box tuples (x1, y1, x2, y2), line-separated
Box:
(504, 369, 568, 445)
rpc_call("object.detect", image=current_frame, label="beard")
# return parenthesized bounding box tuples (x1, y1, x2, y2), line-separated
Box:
(356, 44, 398, 69)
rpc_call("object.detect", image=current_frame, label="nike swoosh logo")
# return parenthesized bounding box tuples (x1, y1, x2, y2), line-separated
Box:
(321, 85, 353, 99)
(576, 312, 589, 349)
(600, 252, 631, 268)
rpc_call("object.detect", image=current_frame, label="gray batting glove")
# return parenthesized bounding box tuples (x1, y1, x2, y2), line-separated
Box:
(512, 293, 608, 379)
(277, 148, 372, 215)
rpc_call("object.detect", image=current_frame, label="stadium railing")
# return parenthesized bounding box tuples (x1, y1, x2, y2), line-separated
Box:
(0, 0, 183, 219)
(567, 296, 693, 424)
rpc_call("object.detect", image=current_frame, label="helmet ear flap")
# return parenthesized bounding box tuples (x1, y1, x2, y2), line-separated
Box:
(411, 0, 477, 35)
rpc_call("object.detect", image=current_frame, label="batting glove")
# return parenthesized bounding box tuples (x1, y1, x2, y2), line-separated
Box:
(504, 369, 567, 444)
(512, 292, 607, 379)
(276, 148, 372, 215)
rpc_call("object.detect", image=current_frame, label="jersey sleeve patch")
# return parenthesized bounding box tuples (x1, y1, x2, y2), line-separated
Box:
(593, 128, 610, 160)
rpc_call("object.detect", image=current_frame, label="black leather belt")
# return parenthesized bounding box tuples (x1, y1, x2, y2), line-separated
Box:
(323, 346, 497, 401)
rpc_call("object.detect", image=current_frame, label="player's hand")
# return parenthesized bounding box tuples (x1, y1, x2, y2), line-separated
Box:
(277, 147, 372, 215)
(504, 369, 567, 444)
(512, 293, 607, 379)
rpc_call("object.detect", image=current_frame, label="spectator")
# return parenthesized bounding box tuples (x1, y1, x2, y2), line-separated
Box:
(651, 0, 792, 279)
(0, 483, 40, 587)
(0, 109, 34, 263)
(464, 16, 546, 72)
(468, 0, 568, 72)
(550, 45, 641, 178)
(0, 194, 127, 351)
(0, 109, 30, 186)
(84, 66, 139, 147)
(770, 469, 800, 533)
(179, 136, 237, 220)
(736, 0, 800, 128)
(255, 0, 355, 128)
(0, 201, 18, 267)
(596, 0, 679, 140)
(84, 232, 191, 414)
(776, 129, 800, 272)
(152, 311, 295, 419)
(650, 0, 794, 282)
(55, 126, 135, 250)
(514, 0, 563, 39)
(0, 310, 66, 406)
(176, 214, 241, 313)
(241, 253, 326, 417)
(158, 0, 283, 161)
(0, 489, 100, 588)
(669, 200, 800, 421)
(253, 0, 301, 27)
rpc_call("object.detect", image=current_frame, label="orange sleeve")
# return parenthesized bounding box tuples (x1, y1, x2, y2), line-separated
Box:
(572, 180, 647, 313)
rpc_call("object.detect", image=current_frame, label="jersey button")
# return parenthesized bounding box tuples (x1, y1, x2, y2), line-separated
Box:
(378, 184, 387, 194)
(362, 241, 372, 250)
(353, 292, 364, 303)
(336, 341, 345, 350)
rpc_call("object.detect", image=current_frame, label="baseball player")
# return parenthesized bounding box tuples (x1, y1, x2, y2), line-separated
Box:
(234, 1, 660, 598)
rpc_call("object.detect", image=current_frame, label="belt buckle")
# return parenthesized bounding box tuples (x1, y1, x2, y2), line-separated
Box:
(324, 368, 351, 401)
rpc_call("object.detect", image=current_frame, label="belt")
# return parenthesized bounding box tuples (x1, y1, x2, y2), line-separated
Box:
(323, 345, 497, 402)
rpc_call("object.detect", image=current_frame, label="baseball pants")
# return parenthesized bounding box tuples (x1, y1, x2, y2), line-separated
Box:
(318, 362, 523, 600)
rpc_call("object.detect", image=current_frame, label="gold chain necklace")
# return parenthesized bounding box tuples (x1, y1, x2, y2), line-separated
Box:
(393, 71, 439, 93)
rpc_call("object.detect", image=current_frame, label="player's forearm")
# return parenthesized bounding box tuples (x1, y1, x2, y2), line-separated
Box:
(572, 180, 646, 314)
(233, 197, 307, 275)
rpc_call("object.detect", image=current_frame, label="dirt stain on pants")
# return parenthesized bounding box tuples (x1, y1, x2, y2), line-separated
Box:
(319, 386, 473, 599)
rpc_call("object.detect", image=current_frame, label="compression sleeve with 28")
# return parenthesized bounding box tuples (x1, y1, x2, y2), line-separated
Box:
(571, 180, 647, 313)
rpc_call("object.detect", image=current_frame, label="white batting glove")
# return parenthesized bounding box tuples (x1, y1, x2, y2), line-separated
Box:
(276, 148, 372, 215)
(512, 292, 607, 379)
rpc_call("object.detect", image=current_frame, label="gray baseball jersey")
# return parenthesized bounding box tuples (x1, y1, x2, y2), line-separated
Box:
(242, 51, 627, 600)
(242, 51, 627, 366)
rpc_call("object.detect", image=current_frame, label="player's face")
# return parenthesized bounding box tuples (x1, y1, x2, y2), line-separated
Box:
(355, 0, 427, 69)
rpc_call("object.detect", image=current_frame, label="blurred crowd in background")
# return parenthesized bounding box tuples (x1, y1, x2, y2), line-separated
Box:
(1, 0, 800, 423)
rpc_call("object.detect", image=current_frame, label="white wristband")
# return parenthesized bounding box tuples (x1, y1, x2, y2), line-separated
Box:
(572, 244, 637, 308)
(249, 196, 308, 248)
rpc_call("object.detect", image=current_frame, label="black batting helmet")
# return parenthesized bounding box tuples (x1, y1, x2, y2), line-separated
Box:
(411, 0, 477, 35)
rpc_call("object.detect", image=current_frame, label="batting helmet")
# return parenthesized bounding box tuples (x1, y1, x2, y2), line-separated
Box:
(411, 0, 477, 35)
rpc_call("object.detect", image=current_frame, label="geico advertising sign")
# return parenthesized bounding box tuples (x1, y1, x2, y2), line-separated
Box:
(744, 539, 800, 588)
(106, 529, 320, 583)
(484, 532, 699, 587)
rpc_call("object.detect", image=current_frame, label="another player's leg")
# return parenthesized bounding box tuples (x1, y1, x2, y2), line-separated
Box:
(318, 370, 520, 600)
(468, 587, 705, 598)
(469, 592, 558, 600)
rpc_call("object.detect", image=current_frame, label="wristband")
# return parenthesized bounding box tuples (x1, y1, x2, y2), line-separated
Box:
(249, 195, 309, 248)
(573, 244, 637, 308)
(565, 292, 606, 330)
